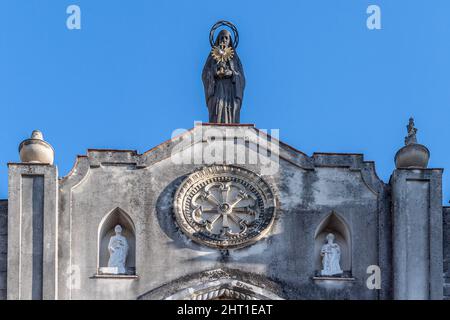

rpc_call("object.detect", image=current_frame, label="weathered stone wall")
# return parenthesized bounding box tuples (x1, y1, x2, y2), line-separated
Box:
(4, 124, 446, 300)
(444, 207, 450, 300)
(390, 169, 443, 299)
(0, 200, 7, 300)
(6, 165, 58, 300)
(55, 125, 390, 300)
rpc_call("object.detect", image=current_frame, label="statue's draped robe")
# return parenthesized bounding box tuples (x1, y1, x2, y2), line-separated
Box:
(108, 234, 128, 274)
(321, 242, 343, 276)
(202, 49, 245, 123)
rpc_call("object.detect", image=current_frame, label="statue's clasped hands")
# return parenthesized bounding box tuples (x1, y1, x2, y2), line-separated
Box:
(216, 66, 232, 79)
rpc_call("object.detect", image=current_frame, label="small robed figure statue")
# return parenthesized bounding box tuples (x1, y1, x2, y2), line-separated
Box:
(405, 117, 418, 145)
(107, 225, 129, 274)
(202, 21, 245, 123)
(320, 233, 343, 276)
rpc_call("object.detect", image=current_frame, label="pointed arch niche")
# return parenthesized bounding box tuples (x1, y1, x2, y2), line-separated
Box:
(97, 207, 136, 275)
(314, 212, 352, 276)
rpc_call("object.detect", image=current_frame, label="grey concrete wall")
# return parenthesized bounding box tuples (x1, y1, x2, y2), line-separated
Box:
(0, 200, 7, 300)
(391, 169, 443, 300)
(4, 125, 447, 300)
(56, 125, 389, 300)
(7, 164, 58, 300)
(23, 175, 44, 299)
(444, 207, 450, 300)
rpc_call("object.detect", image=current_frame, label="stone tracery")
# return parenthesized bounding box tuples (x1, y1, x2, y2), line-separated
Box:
(174, 166, 276, 249)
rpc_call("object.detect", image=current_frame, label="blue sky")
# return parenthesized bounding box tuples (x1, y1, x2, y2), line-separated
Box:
(0, 0, 449, 202)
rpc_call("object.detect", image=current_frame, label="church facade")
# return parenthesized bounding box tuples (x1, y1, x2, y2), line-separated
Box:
(0, 21, 449, 300)
(0, 120, 449, 300)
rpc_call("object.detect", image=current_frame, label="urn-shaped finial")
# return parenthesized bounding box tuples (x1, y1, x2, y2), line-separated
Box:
(31, 129, 43, 140)
(394, 117, 429, 169)
(19, 130, 54, 164)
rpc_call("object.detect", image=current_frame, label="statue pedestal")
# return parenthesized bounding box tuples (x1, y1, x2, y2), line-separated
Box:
(91, 274, 138, 280)
(312, 276, 355, 290)
(312, 276, 355, 281)
(98, 267, 119, 275)
(97, 266, 136, 276)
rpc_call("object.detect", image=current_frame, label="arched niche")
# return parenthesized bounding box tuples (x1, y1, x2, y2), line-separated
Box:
(98, 207, 136, 275)
(314, 212, 351, 274)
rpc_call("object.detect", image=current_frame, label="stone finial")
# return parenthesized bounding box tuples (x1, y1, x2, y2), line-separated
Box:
(19, 130, 54, 165)
(31, 130, 43, 140)
(395, 118, 429, 169)
(404, 117, 418, 145)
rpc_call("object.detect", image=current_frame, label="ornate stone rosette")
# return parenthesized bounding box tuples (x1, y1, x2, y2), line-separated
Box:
(174, 166, 277, 249)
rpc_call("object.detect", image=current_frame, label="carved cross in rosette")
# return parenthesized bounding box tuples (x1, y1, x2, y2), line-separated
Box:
(191, 182, 258, 236)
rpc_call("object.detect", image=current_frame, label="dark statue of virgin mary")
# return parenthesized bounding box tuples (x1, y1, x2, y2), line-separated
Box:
(202, 29, 245, 123)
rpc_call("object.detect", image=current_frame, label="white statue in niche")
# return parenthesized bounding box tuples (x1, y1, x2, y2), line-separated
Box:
(320, 233, 343, 276)
(107, 225, 128, 274)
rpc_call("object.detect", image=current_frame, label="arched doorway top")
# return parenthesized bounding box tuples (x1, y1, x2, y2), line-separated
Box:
(137, 268, 284, 300)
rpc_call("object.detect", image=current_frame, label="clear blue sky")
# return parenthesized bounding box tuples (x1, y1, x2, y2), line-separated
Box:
(0, 0, 449, 203)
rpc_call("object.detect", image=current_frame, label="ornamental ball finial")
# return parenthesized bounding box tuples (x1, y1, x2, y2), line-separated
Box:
(19, 130, 54, 165)
(395, 117, 429, 169)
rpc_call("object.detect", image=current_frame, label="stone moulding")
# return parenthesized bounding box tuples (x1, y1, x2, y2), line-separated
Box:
(312, 276, 356, 290)
(173, 165, 277, 249)
(90, 274, 139, 280)
(167, 279, 280, 300)
(137, 268, 284, 300)
(59, 125, 386, 195)
(191, 287, 257, 300)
